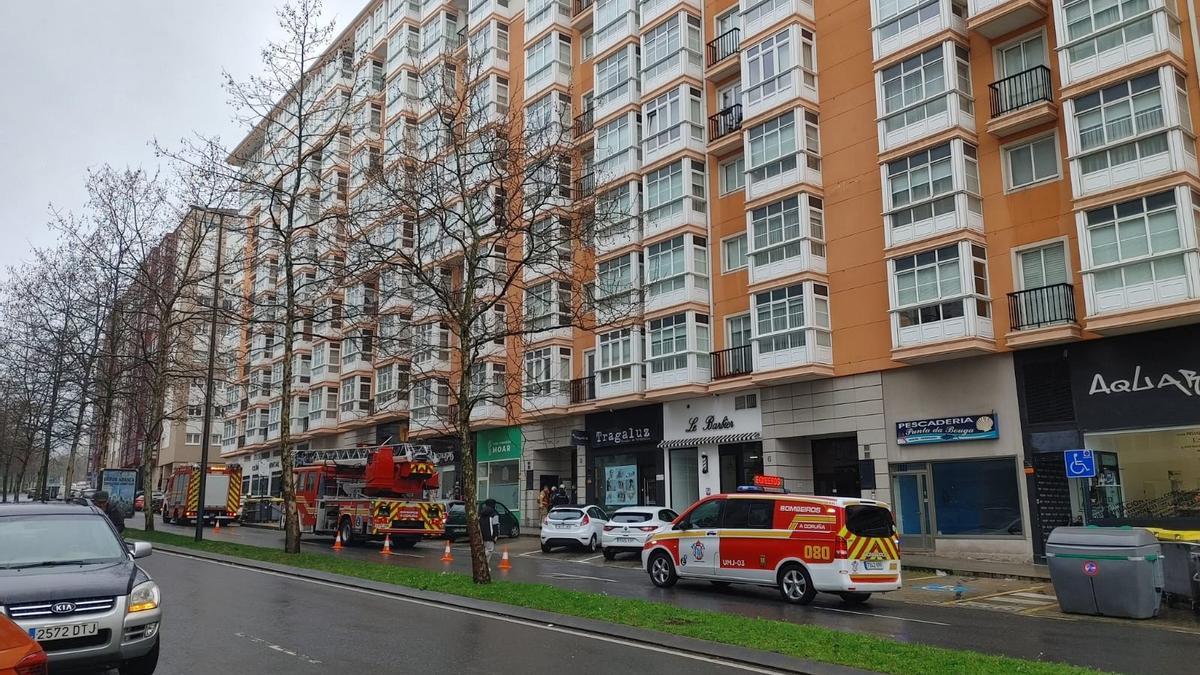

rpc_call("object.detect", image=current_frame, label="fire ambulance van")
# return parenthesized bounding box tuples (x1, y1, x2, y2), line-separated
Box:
(642, 491, 901, 604)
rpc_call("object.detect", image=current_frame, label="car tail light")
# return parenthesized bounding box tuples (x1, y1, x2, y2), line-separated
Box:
(603, 525, 617, 532)
(638, 526, 658, 532)
(580, 514, 590, 525)
(15, 648, 48, 675)
(542, 518, 550, 527)
(835, 536, 849, 559)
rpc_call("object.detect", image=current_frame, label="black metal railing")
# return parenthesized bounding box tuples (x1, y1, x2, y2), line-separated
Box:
(570, 376, 596, 403)
(1008, 283, 1076, 331)
(708, 104, 743, 141)
(989, 65, 1053, 118)
(574, 172, 596, 199)
(711, 345, 753, 380)
(707, 28, 740, 68)
(574, 0, 594, 16)
(573, 108, 594, 138)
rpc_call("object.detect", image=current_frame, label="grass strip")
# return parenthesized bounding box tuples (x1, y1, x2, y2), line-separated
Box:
(128, 528, 1098, 675)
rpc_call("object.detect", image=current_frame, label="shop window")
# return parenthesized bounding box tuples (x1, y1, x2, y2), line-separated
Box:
(1082, 428, 1200, 522)
(930, 459, 1023, 536)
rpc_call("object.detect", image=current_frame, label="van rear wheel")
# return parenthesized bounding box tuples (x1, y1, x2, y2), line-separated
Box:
(777, 563, 817, 605)
(838, 592, 872, 604)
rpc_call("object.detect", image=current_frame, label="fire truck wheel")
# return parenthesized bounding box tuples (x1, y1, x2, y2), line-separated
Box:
(777, 563, 817, 605)
(338, 518, 355, 546)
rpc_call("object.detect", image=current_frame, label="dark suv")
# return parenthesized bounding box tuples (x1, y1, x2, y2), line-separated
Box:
(0, 503, 161, 674)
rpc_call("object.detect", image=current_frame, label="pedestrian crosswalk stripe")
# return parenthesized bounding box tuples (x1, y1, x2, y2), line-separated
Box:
(1011, 592, 1056, 601)
(988, 596, 1049, 606)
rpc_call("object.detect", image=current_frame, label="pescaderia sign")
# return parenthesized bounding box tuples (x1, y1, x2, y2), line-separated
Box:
(896, 414, 998, 445)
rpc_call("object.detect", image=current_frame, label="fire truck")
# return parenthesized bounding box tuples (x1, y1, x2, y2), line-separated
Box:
(161, 463, 243, 526)
(293, 444, 446, 547)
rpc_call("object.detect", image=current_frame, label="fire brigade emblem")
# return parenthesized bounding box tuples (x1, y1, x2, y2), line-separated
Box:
(691, 541, 705, 562)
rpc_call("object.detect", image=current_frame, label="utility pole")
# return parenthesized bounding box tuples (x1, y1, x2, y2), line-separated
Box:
(195, 210, 226, 542)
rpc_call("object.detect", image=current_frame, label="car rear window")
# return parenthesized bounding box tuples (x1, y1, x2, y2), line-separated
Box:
(548, 509, 583, 521)
(612, 512, 653, 523)
(448, 504, 465, 514)
(845, 505, 895, 538)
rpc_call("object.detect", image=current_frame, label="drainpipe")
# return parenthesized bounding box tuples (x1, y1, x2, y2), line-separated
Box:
(1187, 0, 1200, 111)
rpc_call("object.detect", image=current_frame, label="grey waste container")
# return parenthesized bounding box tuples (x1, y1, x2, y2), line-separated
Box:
(1160, 541, 1200, 612)
(1045, 526, 1163, 619)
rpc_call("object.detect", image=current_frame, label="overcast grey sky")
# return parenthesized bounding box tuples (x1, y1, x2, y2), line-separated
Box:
(0, 0, 362, 273)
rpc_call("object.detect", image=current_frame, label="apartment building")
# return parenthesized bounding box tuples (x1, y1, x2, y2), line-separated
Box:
(221, 0, 1200, 563)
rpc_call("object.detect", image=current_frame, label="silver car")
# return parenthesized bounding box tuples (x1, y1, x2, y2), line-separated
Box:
(0, 503, 161, 674)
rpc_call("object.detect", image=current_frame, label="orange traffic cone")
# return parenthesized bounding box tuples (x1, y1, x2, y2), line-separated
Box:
(440, 540, 454, 562)
(381, 534, 393, 556)
(332, 531, 344, 551)
(214, 519, 221, 532)
(498, 546, 512, 571)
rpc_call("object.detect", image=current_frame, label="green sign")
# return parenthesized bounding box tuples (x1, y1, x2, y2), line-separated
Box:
(476, 426, 522, 463)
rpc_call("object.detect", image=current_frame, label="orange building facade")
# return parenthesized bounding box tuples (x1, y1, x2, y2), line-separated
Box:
(224, 0, 1200, 563)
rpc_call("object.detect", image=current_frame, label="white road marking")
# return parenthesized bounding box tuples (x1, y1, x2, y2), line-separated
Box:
(166, 551, 788, 674)
(541, 572, 619, 583)
(1010, 592, 1056, 601)
(988, 596, 1049, 606)
(813, 606, 951, 626)
(580, 554, 604, 562)
(234, 632, 322, 665)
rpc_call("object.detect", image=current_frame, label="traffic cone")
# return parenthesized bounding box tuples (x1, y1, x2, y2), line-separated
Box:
(381, 534, 393, 556)
(332, 531, 344, 551)
(498, 546, 512, 571)
(214, 520, 221, 533)
(440, 540, 454, 562)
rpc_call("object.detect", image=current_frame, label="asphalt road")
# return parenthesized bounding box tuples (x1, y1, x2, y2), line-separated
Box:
(146, 522, 1200, 674)
(139, 551, 783, 675)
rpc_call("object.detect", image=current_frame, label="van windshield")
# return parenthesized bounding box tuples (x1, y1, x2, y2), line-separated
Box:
(845, 505, 894, 538)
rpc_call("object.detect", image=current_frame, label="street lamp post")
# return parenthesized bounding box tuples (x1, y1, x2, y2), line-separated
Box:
(195, 210, 226, 543)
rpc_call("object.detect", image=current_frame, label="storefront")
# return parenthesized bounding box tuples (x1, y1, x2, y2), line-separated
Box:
(521, 416, 582, 526)
(661, 392, 763, 512)
(1016, 325, 1200, 559)
(883, 354, 1032, 562)
(585, 405, 664, 512)
(474, 427, 522, 519)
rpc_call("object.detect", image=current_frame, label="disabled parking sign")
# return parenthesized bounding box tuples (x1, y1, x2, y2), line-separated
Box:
(1064, 449, 1097, 479)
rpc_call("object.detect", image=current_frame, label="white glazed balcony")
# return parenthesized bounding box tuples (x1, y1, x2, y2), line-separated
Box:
(874, 0, 966, 61)
(646, 352, 710, 390)
(374, 390, 411, 415)
(643, 197, 706, 239)
(595, 147, 642, 183)
(1071, 129, 1198, 199)
(594, 216, 643, 255)
(887, 193, 984, 248)
(470, 0, 516, 26)
(522, 380, 571, 412)
(642, 122, 706, 167)
(740, 0, 814, 44)
(594, 80, 641, 124)
(643, 273, 709, 314)
(526, 1, 572, 41)
(595, 11, 639, 56)
(746, 154, 822, 202)
(307, 409, 339, 432)
(879, 92, 976, 154)
(640, 0, 699, 29)
(641, 49, 702, 98)
(891, 299, 994, 349)
(596, 363, 645, 399)
(742, 67, 818, 124)
(748, 240, 827, 286)
(753, 329, 833, 371)
(1056, 2, 1183, 89)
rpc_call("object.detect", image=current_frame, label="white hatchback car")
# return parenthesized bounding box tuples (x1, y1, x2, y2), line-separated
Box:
(601, 506, 678, 560)
(540, 505, 608, 552)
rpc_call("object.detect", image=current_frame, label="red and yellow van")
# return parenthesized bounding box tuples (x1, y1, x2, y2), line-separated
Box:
(641, 492, 902, 604)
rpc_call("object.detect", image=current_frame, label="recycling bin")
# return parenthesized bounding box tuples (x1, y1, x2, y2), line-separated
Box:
(1045, 526, 1163, 619)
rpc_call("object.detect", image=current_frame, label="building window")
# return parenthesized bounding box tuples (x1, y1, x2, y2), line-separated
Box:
(1062, 0, 1161, 65)
(185, 433, 202, 445)
(642, 14, 701, 83)
(582, 28, 594, 60)
(646, 235, 706, 298)
(930, 458, 1024, 536)
(745, 29, 791, 106)
(524, 280, 572, 331)
(749, 195, 824, 267)
(595, 113, 638, 176)
(1084, 189, 1188, 296)
(1018, 241, 1070, 290)
(747, 111, 813, 183)
(1005, 134, 1059, 189)
(719, 156, 745, 194)
(644, 159, 705, 222)
(880, 43, 971, 132)
(1074, 72, 1169, 176)
(594, 45, 637, 109)
(722, 234, 748, 272)
(727, 313, 752, 348)
(876, 0, 944, 43)
(644, 86, 703, 153)
(597, 253, 636, 299)
(893, 243, 990, 327)
(734, 393, 757, 410)
(597, 327, 635, 384)
(886, 141, 980, 229)
(647, 313, 690, 372)
(754, 283, 828, 353)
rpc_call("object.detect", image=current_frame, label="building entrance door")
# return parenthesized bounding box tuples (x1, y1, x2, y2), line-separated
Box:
(811, 437, 861, 497)
(892, 471, 933, 551)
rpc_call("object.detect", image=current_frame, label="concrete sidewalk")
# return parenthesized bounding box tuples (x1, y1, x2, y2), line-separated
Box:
(902, 553, 1051, 581)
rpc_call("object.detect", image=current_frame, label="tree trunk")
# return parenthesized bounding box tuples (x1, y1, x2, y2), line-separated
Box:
(140, 429, 159, 531)
(279, 256, 300, 554)
(38, 360, 64, 499)
(63, 394, 89, 496)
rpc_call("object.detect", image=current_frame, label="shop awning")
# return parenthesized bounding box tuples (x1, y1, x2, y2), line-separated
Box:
(658, 432, 761, 449)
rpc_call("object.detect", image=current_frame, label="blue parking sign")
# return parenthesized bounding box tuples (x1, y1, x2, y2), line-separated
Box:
(1064, 449, 1097, 479)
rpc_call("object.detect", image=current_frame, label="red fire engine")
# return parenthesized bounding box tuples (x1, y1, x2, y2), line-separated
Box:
(293, 444, 446, 547)
(161, 463, 242, 526)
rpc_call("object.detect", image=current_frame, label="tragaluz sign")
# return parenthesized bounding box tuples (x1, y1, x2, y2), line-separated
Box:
(896, 414, 998, 445)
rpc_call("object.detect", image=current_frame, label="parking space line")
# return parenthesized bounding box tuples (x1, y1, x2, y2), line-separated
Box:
(987, 596, 1048, 606)
(813, 606, 951, 626)
(580, 554, 604, 562)
(944, 585, 1045, 605)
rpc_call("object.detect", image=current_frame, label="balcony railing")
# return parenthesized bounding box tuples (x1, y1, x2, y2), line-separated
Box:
(574, 0, 594, 15)
(708, 104, 742, 141)
(706, 28, 740, 68)
(573, 108, 594, 138)
(711, 345, 752, 380)
(1007, 283, 1076, 331)
(988, 65, 1052, 118)
(574, 172, 596, 199)
(570, 376, 595, 404)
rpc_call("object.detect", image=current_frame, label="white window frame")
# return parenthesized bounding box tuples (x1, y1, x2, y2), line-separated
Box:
(753, 282, 830, 353)
(1002, 132, 1062, 192)
(722, 233, 748, 273)
(749, 194, 824, 267)
(1061, 0, 1164, 66)
(885, 140, 980, 229)
(1082, 188, 1190, 295)
(891, 242, 991, 327)
(719, 155, 746, 194)
(879, 42, 971, 132)
(1072, 70, 1170, 176)
(726, 313, 753, 348)
(597, 327, 636, 384)
(1011, 237, 1073, 291)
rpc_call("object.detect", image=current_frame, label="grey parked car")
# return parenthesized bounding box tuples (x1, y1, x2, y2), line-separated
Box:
(0, 502, 161, 674)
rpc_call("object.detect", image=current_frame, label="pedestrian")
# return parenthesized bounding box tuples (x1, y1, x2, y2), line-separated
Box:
(539, 485, 552, 520)
(552, 484, 570, 507)
(479, 498, 499, 562)
(93, 490, 125, 534)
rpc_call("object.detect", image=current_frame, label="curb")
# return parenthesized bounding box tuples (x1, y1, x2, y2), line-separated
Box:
(151, 542, 873, 675)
